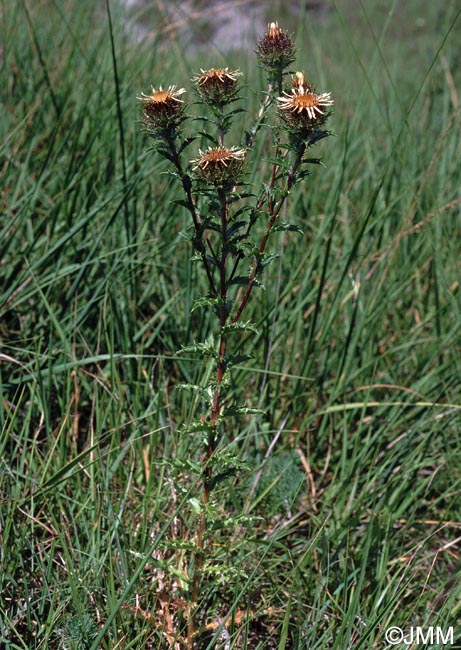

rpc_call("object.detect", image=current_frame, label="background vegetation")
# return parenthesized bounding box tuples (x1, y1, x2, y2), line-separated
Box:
(1, 0, 461, 647)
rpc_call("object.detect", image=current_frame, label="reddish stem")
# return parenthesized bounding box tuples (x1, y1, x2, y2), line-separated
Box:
(232, 145, 305, 324)
(187, 188, 229, 649)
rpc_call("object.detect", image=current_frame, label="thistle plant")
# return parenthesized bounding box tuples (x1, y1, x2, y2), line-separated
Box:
(139, 21, 333, 648)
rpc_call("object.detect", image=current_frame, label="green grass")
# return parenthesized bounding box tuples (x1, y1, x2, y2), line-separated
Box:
(1, 0, 461, 648)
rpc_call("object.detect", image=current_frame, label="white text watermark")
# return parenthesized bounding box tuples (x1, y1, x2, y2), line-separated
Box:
(385, 626, 454, 646)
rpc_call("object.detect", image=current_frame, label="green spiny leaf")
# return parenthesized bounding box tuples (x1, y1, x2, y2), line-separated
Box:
(272, 222, 304, 234)
(222, 320, 259, 335)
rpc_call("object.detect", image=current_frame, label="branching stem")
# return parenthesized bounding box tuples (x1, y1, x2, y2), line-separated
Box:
(187, 188, 229, 649)
(232, 143, 305, 323)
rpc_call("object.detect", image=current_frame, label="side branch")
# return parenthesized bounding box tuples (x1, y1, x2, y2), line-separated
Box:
(232, 144, 306, 323)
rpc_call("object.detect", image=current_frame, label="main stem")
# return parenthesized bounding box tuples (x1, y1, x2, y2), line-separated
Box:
(187, 188, 229, 648)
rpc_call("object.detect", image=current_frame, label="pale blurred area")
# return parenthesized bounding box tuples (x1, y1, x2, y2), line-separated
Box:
(123, 0, 331, 53)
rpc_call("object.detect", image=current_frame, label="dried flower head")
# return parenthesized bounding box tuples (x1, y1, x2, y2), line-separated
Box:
(277, 72, 333, 129)
(193, 68, 242, 106)
(191, 146, 246, 186)
(139, 85, 186, 130)
(256, 21, 296, 73)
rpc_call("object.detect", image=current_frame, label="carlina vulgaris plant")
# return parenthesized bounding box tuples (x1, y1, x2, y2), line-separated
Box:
(138, 20, 333, 648)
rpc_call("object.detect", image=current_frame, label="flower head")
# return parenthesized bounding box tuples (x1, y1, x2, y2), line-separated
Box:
(193, 67, 242, 106)
(191, 146, 246, 187)
(256, 21, 296, 73)
(139, 85, 186, 131)
(277, 72, 333, 129)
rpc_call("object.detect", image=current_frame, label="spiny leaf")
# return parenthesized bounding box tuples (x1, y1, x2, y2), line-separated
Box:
(191, 296, 224, 312)
(212, 450, 250, 471)
(178, 341, 217, 358)
(227, 275, 250, 287)
(272, 222, 304, 234)
(224, 405, 265, 417)
(258, 252, 280, 268)
(181, 417, 217, 434)
(177, 136, 196, 154)
(210, 468, 239, 489)
(264, 155, 292, 171)
(175, 384, 212, 406)
(228, 220, 248, 238)
(222, 320, 259, 335)
(225, 353, 253, 366)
